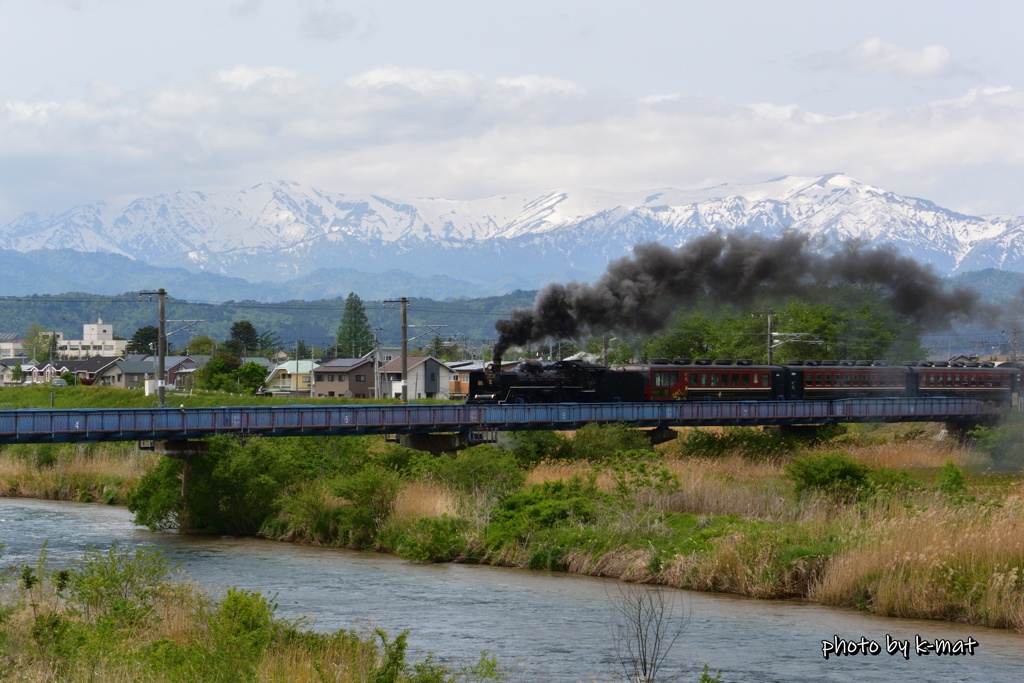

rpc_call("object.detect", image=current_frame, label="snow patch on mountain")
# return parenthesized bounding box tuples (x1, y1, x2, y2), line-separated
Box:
(2, 174, 1022, 289)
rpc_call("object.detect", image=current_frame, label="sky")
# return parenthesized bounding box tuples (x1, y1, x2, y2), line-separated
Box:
(2, 0, 1024, 220)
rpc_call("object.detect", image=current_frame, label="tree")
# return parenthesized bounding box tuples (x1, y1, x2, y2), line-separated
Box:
(185, 335, 216, 356)
(127, 325, 160, 355)
(224, 320, 260, 358)
(257, 329, 283, 358)
(610, 583, 692, 683)
(235, 361, 268, 394)
(23, 323, 57, 363)
(337, 292, 375, 358)
(196, 352, 242, 391)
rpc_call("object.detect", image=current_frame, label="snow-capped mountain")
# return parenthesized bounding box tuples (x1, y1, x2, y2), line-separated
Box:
(1, 173, 1021, 298)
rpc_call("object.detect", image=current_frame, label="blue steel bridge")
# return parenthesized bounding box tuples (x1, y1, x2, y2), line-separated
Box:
(0, 397, 1004, 447)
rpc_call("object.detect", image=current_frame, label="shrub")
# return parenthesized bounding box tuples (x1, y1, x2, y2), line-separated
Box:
(678, 427, 805, 460)
(566, 423, 652, 461)
(486, 477, 601, 550)
(332, 463, 402, 546)
(268, 480, 344, 545)
(68, 545, 173, 629)
(506, 431, 570, 466)
(785, 451, 871, 501)
(936, 460, 967, 499)
(417, 445, 526, 503)
(395, 515, 472, 563)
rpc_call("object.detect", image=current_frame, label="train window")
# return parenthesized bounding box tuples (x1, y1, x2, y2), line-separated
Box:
(690, 373, 698, 385)
(700, 373, 708, 387)
(815, 374, 822, 387)
(710, 374, 719, 387)
(752, 373, 760, 385)
(761, 373, 769, 385)
(653, 371, 679, 388)
(824, 373, 832, 385)
(742, 374, 750, 387)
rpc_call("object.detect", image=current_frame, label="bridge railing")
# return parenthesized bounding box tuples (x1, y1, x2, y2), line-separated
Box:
(0, 398, 1004, 444)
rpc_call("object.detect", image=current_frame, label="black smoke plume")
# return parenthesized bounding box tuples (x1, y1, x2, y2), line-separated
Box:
(493, 232, 999, 359)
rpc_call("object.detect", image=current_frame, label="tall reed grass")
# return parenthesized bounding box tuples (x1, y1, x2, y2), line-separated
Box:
(809, 494, 1024, 629)
(0, 443, 156, 503)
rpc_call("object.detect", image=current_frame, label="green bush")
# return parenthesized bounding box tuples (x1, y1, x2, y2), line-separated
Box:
(395, 515, 472, 563)
(486, 477, 602, 550)
(678, 427, 806, 460)
(416, 445, 526, 503)
(937, 460, 967, 499)
(69, 545, 173, 630)
(566, 423, 652, 461)
(267, 480, 345, 545)
(785, 451, 871, 501)
(505, 431, 570, 466)
(332, 463, 402, 546)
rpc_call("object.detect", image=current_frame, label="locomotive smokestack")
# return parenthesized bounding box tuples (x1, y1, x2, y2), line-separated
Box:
(493, 232, 999, 356)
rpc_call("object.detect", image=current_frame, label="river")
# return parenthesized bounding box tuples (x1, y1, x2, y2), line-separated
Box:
(0, 497, 1021, 682)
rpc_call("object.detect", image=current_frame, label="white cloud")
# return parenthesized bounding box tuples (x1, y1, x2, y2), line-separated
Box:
(820, 38, 958, 78)
(3, 66, 1024, 217)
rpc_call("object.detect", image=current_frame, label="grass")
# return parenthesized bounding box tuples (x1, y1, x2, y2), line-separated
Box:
(0, 546, 506, 683)
(0, 384, 413, 409)
(0, 442, 156, 503)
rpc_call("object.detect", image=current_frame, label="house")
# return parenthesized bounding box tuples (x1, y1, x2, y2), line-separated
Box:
(0, 357, 34, 385)
(446, 360, 486, 400)
(18, 360, 60, 385)
(95, 360, 156, 389)
(313, 356, 376, 398)
(379, 356, 454, 400)
(52, 356, 122, 385)
(262, 360, 317, 396)
(139, 355, 200, 389)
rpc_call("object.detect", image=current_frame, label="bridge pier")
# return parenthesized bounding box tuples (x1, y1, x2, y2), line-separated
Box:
(645, 426, 679, 446)
(390, 430, 498, 455)
(943, 419, 987, 442)
(154, 440, 210, 534)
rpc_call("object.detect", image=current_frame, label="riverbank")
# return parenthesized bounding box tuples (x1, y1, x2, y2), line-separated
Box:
(1, 420, 1022, 634)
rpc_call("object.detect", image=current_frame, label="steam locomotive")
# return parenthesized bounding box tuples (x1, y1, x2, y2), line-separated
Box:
(467, 357, 1022, 405)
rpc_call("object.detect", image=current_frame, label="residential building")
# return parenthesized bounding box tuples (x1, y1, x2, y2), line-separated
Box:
(57, 319, 129, 359)
(262, 360, 317, 396)
(446, 360, 486, 400)
(0, 357, 33, 385)
(52, 357, 122, 385)
(313, 356, 376, 398)
(380, 356, 454, 400)
(95, 360, 156, 389)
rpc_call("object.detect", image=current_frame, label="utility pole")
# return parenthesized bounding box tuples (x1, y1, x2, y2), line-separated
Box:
(401, 296, 408, 404)
(383, 297, 409, 403)
(139, 289, 167, 407)
(766, 310, 774, 366)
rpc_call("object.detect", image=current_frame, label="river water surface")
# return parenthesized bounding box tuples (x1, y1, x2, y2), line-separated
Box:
(1, 498, 1021, 682)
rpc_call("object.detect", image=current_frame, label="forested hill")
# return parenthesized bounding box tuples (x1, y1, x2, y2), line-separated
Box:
(0, 291, 539, 351)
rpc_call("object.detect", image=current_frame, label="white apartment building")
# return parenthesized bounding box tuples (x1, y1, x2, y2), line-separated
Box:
(58, 319, 128, 358)
(0, 319, 131, 360)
